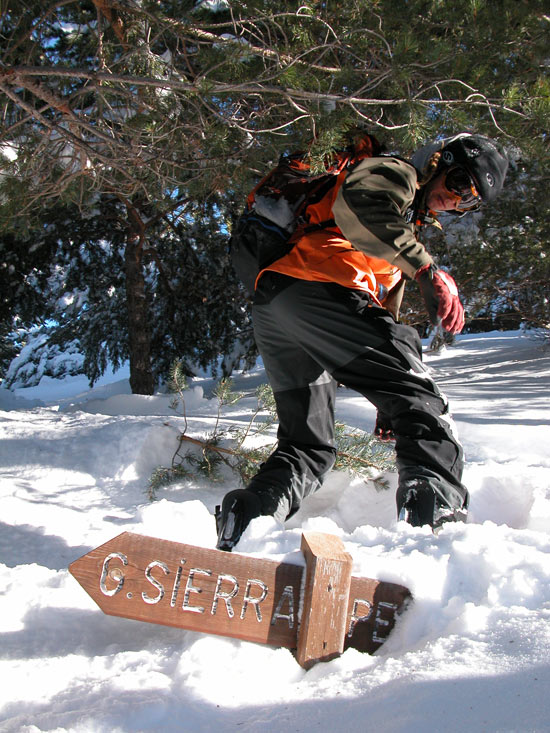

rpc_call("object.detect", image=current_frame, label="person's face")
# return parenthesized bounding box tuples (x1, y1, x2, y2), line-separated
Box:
(425, 171, 464, 212)
(425, 167, 481, 213)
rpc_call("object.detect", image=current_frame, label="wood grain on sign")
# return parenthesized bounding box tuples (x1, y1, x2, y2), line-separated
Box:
(69, 532, 303, 648)
(69, 531, 412, 668)
(297, 532, 353, 669)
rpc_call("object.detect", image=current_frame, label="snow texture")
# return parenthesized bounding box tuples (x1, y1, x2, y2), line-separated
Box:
(4, 331, 84, 389)
(1, 330, 549, 732)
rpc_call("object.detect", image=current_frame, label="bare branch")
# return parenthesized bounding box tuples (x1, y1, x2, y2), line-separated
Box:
(1, 66, 536, 119)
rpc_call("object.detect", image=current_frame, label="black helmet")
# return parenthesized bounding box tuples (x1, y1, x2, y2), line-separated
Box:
(439, 134, 508, 202)
(412, 133, 509, 203)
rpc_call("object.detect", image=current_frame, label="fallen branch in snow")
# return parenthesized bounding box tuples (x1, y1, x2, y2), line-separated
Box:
(176, 431, 386, 470)
(177, 433, 236, 456)
(148, 367, 395, 500)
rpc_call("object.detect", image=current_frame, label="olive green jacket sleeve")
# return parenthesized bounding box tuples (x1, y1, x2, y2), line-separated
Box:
(332, 156, 433, 279)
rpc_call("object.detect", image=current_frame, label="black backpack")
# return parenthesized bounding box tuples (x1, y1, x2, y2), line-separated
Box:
(230, 209, 294, 295)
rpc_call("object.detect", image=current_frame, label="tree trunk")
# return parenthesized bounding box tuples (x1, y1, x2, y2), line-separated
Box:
(124, 207, 155, 395)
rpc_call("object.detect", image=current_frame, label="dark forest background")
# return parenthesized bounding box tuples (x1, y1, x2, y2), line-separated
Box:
(1, 0, 548, 392)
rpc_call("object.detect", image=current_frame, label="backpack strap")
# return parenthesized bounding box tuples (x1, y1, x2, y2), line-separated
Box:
(300, 218, 337, 235)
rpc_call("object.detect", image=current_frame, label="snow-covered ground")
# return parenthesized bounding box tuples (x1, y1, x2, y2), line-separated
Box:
(1, 330, 549, 732)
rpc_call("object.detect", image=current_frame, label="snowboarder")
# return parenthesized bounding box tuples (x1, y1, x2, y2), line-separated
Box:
(217, 132, 509, 550)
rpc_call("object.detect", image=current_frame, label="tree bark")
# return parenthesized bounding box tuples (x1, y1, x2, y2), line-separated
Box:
(124, 205, 154, 395)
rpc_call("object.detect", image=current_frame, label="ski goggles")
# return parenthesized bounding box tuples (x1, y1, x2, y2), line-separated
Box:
(444, 167, 481, 211)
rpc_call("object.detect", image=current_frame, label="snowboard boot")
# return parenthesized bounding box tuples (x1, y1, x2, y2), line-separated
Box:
(432, 504, 468, 531)
(398, 486, 467, 531)
(215, 489, 263, 552)
(398, 487, 434, 527)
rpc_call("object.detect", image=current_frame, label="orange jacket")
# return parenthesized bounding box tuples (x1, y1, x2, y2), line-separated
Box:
(258, 156, 432, 309)
(261, 229, 402, 305)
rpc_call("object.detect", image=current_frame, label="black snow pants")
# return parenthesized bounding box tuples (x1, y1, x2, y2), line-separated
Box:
(246, 273, 468, 525)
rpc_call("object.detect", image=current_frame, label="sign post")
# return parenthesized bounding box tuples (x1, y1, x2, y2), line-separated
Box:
(69, 531, 410, 668)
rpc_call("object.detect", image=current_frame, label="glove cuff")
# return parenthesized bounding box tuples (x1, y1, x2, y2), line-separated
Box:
(415, 263, 437, 281)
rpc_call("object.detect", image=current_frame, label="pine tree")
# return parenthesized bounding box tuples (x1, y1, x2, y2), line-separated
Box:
(1, 194, 253, 388)
(1, 0, 548, 385)
(2, 1, 548, 204)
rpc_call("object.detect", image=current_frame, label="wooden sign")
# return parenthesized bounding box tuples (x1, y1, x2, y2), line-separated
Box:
(69, 531, 410, 669)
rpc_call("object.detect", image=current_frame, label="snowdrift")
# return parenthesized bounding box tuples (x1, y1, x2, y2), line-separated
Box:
(1, 331, 549, 732)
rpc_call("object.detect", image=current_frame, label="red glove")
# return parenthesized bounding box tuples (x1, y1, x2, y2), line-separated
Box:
(415, 264, 465, 334)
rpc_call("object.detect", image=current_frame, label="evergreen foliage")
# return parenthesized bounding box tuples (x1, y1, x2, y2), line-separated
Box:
(1, 1, 549, 387)
(2, 1, 548, 211)
(4, 327, 84, 389)
(149, 374, 395, 499)
(0, 194, 253, 387)
(401, 156, 550, 336)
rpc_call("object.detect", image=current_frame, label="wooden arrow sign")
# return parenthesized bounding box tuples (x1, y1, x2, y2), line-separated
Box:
(69, 531, 410, 669)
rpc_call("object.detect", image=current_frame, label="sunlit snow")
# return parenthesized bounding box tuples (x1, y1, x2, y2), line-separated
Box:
(1, 330, 549, 732)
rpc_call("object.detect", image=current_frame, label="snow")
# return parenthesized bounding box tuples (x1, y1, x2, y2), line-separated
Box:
(1, 330, 549, 732)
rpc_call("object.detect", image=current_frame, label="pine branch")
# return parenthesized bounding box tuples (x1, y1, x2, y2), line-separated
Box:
(177, 432, 237, 457)
(150, 378, 394, 499)
(336, 450, 384, 470)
